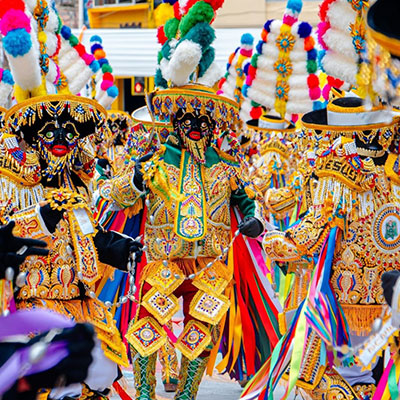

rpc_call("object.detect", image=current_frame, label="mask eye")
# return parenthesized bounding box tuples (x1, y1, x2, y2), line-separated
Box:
(45, 131, 54, 139)
(184, 119, 191, 126)
(66, 132, 74, 141)
(201, 122, 208, 129)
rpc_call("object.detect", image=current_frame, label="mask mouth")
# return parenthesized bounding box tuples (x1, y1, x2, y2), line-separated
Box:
(51, 144, 68, 157)
(188, 131, 202, 140)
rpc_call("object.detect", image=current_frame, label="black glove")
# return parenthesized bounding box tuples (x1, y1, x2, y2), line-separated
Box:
(0, 222, 49, 280)
(24, 323, 95, 390)
(382, 270, 400, 306)
(93, 230, 143, 271)
(39, 204, 64, 234)
(238, 216, 264, 238)
(133, 152, 154, 191)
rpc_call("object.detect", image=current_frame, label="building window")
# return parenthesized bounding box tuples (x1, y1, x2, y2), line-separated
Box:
(94, 0, 148, 5)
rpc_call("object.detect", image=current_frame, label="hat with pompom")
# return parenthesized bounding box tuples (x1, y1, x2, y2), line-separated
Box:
(151, 0, 240, 132)
(241, 0, 320, 121)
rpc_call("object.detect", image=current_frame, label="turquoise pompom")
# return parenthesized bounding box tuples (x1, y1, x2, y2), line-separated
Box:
(2, 70, 14, 85)
(90, 60, 100, 73)
(287, 0, 302, 13)
(3, 29, 32, 57)
(107, 86, 119, 98)
(241, 33, 254, 46)
(90, 35, 102, 44)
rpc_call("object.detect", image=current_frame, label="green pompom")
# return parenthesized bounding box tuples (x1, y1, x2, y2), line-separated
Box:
(179, 1, 214, 37)
(198, 47, 215, 78)
(307, 60, 317, 74)
(102, 64, 113, 73)
(157, 50, 163, 64)
(161, 42, 172, 60)
(155, 68, 168, 89)
(251, 100, 261, 107)
(69, 35, 79, 47)
(251, 54, 259, 68)
(164, 18, 180, 40)
(183, 22, 215, 51)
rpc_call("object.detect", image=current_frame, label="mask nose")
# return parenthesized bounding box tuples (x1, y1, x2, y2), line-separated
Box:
(53, 128, 66, 145)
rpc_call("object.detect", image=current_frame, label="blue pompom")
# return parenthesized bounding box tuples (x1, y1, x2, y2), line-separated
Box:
(107, 86, 119, 98)
(243, 62, 250, 76)
(307, 48, 317, 61)
(3, 29, 32, 58)
(98, 58, 109, 66)
(90, 60, 100, 73)
(264, 20, 273, 33)
(61, 25, 72, 39)
(287, 0, 302, 13)
(90, 35, 102, 44)
(297, 22, 312, 38)
(226, 62, 231, 70)
(256, 40, 264, 54)
(163, 0, 177, 4)
(2, 70, 14, 85)
(90, 43, 103, 54)
(313, 101, 326, 111)
(242, 84, 249, 97)
(241, 33, 254, 46)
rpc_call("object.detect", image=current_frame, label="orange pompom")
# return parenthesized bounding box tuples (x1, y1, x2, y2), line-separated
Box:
(304, 36, 315, 52)
(94, 49, 106, 60)
(261, 29, 268, 42)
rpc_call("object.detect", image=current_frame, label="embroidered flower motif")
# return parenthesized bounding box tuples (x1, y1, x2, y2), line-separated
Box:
(274, 58, 293, 78)
(275, 81, 290, 102)
(276, 31, 295, 53)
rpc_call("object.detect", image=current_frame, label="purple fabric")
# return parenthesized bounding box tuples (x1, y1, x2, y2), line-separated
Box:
(0, 309, 74, 339)
(0, 341, 69, 394)
(0, 309, 75, 394)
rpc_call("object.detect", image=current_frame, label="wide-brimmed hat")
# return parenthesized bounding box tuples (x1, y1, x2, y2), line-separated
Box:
(301, 97, 399, 152)
(5, 95, 107, 146)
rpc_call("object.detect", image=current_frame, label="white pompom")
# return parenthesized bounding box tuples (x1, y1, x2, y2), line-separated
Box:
(168, 40, 202, 87)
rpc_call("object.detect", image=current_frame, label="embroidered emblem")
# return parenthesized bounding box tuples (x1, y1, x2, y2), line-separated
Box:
(176, 320, 211, 360)
(189, 291, 230, 325)
(372, 203, 400, 253)
(142, 287, 179, 325)
(125, 316, 167, 357)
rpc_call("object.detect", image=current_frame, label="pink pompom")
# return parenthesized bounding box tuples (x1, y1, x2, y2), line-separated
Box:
(245, 75, 253, 86)
(101, 80, 113, 91)
(0, 69, 3, 82)
(291, 114, 298, 124)
(240, 48, 252, 57)
(322, 84, 331, 100)
(283, 14, 297, 26)
(309, 87, 321, 100)
(0, 9, 31, 35)
(82, 53, 94, 65)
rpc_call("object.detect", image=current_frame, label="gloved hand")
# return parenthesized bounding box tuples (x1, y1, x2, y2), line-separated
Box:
(24, 323, 95, 390)
(133, 152, 154, 191)
(93, 230, 143, 271)
(39, 204, 64, 234)
(238, 216, 264, 238)
(382, 270, 400, 306)
(0, 222, 49, 281)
